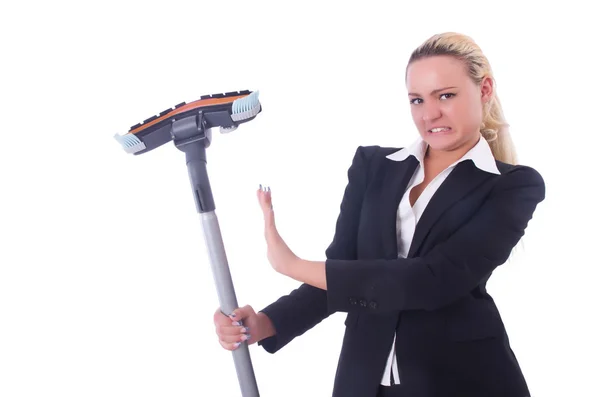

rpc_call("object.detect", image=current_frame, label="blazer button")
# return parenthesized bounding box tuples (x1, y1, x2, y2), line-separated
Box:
(369, 301, 378, 310)
(359, 299, 367, 307)
(349, 297, 357, 305)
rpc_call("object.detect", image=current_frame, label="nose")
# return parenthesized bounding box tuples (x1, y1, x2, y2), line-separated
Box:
(422, 102, 441, 121)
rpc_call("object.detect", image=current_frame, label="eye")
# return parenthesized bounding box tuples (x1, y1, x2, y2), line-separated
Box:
(410, 98, 422, 105)
(440, 93, 455, 100)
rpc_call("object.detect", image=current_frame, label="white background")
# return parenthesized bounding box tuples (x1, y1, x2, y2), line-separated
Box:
(1, 1, 598, 396)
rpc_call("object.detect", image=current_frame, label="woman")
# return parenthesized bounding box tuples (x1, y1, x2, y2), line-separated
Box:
(214, 32, 545, 397)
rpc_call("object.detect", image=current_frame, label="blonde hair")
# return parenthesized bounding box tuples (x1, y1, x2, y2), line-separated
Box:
(406, 32, 518, 165)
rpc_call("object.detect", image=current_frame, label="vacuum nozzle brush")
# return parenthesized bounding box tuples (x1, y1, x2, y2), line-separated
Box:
(114, 90, 261, 155)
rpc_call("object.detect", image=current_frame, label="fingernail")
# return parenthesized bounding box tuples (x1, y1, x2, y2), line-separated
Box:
(232, 321, 241, 326)
(241, 334, 250, 341)
(259, 184, 262, 190)
(267, 186, 271, 192)
(234, 342, 241, 348)
(230, 313, 236, 318)
(241, 327, 249, 333)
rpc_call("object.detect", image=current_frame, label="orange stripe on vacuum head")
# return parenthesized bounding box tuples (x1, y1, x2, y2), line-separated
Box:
(129, 94, 248, 135)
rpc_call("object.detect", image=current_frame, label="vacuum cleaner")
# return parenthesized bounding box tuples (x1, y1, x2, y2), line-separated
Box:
(114, 90, 262, 396)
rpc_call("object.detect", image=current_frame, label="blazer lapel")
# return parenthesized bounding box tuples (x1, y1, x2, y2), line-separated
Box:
(407, 161, 494, 257)
(379, 156, 419, 259)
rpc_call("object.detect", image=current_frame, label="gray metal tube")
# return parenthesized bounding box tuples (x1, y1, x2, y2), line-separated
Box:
(199, 210, 260, 397)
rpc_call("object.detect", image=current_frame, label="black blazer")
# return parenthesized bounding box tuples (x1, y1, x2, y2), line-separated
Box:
(258, 144, 545, 397)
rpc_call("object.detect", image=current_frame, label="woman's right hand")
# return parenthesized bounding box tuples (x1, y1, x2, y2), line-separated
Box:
(214, 305, 265, 351)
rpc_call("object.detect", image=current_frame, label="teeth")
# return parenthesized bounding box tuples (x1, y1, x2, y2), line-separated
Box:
(430, 127, 450, 133)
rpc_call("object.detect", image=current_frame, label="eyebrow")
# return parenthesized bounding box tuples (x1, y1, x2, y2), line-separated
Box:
(408, 86, 458, 96)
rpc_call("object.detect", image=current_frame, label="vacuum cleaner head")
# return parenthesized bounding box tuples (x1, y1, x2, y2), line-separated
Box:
(114, 90, 261, 155)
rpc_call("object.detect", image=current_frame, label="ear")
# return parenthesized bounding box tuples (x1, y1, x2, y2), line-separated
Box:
(480, 76, 494, 103)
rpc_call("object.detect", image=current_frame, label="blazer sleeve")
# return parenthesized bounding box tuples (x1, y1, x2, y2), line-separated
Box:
(257, 145, 374, 353)
(325, 164, 546, 313)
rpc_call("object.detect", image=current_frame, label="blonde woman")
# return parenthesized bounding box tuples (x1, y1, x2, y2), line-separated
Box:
(215, 32, 544, 397)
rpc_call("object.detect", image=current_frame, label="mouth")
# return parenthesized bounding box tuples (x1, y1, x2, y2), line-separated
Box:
(427, 127, 452, 134)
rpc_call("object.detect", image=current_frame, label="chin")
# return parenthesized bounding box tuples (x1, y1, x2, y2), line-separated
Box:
(421, 131, 461, 150)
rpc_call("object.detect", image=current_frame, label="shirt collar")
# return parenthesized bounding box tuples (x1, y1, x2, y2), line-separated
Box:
(386, 135, 500, 175)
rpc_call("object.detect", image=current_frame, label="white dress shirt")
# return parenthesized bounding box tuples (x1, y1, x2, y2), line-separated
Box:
(379, 135, 500, 386)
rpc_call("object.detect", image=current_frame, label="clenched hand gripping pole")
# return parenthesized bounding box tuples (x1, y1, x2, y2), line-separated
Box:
(114, 90, 262, 397)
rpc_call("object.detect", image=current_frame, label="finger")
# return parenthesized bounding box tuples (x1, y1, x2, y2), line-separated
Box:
(214, 308, 230, 324)
(214, 308, 245, 327)
(220, 339, 242, 351)
(229, 305, 255, 321)
(218, 331, 251, 344)
(257, 185, 273, 211)
(219, 336, 251, 351)
(257, 190, 269, 211)
(215, 324, 249, 337)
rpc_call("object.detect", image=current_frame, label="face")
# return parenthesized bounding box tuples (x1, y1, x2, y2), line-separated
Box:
(406, 55, 492, 157)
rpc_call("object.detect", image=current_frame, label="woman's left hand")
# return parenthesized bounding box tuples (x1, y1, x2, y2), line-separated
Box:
(257, 185, 299, 274)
